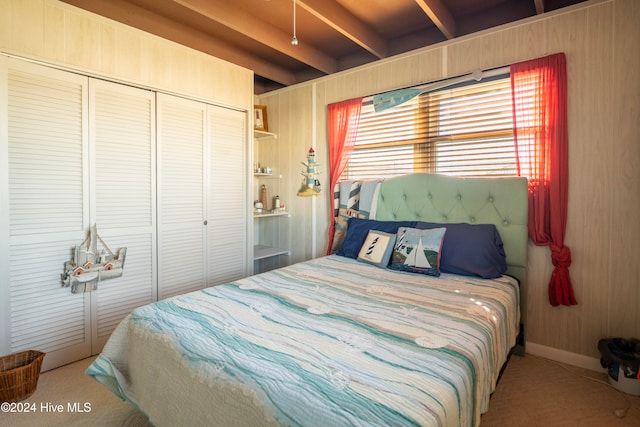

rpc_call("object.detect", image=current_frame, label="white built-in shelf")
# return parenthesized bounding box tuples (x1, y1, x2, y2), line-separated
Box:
(254, 130, 277, 140)
(253, 173, 282, 179)
(253, 245, 290, 260)
(253, 128, 289, 270)
(254, 211, 290, 218)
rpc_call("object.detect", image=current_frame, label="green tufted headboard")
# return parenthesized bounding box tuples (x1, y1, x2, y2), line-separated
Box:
(374, 173, 528, 337)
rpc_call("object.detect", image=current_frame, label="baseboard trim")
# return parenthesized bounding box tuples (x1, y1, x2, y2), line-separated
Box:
(525, 342, 605, 372)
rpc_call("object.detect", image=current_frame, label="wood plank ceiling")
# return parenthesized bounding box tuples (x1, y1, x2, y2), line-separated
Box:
(60, 0, 588, 94)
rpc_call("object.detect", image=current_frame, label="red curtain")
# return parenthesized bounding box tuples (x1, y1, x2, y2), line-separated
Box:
(325, 97, 363, 254)
(511, 52, 576, 306)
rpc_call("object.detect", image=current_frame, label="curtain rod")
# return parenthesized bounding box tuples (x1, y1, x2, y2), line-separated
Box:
(363, 65, 510, 104)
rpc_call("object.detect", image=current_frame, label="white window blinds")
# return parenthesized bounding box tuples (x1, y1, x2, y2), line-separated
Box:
(342, 76, 516, 180)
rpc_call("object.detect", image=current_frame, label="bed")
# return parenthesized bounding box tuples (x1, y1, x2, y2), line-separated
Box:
(87, 173, 528, 427)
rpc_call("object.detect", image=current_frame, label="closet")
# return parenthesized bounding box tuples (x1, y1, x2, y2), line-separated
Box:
(157, 95, 247, 299)
(0, 57, 248, 370)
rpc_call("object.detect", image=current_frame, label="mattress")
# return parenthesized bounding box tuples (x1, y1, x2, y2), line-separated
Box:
(87, 255, 520, 427)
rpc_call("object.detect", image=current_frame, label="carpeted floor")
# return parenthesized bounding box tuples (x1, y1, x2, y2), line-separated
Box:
(1, 353, 639, 426)
(481, 354, 640, 426)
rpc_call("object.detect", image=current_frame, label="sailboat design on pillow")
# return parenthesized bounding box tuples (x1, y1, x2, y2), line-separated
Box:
(404, 238, 432, 268)
(391, 227, 446, 277)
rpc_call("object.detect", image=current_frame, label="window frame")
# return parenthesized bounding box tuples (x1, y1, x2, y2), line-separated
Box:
(340, 74, 516, 180)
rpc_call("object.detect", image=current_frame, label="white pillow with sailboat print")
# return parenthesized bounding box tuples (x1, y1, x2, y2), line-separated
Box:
(356, 230, 396, 268)
(390, 227, 447, 277)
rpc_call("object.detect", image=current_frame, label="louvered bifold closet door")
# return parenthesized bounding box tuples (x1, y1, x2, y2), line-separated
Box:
(1, 58, 91, 370)
(207, 106, 248, 285)
(89, 79, 156, 353)
(157, 94, 206, 299)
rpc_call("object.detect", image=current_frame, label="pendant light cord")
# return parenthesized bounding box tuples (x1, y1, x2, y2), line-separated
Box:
(291, 0, 298, 45)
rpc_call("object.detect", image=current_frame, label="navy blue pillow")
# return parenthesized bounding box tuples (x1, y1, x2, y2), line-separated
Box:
(416, 222, 507, 278)
(336, 218, 418, 259)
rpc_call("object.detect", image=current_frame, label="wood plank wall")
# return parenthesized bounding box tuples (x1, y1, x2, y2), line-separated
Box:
(2, 0, 636, 363)
(257, 0, 640, 361)
(0, 0, 253, 110)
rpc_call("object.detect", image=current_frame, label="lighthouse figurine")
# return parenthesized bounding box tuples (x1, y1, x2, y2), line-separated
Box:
(298, 147, 321, 196)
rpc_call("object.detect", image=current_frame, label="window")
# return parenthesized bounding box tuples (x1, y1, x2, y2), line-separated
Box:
(341, 76, 516, 180)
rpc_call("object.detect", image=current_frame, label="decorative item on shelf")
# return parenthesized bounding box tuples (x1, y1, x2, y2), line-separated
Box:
(273, 195, 280, 211)
(61, 224, 127, 294)
(254, 200, 263, 214)
(298, 147, 321, 196)
(260, 184, 268, 210)
(254, 105, 268, 132)
(254, 162, 273, 175)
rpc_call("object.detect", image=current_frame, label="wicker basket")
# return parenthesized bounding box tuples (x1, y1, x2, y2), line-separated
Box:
(0, 350, 45, 402)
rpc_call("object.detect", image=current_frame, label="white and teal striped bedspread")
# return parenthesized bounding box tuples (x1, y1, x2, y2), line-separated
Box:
(87, 255, 519, 427)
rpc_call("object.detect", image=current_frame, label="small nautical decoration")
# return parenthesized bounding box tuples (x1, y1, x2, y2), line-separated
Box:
(61, 224, 127, 294)
(260, 184, 268, 209)
(298, 147, 321, 196)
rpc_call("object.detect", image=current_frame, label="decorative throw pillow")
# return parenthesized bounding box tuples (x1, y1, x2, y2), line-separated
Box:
(336, 218, 418, 259)
(330, 208, 363, 254)
(357, 230, 396, 268)
(389, 227, 446, 277)
(415, 222, 507, 278)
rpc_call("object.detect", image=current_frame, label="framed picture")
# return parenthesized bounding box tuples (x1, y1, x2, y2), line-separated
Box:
(254, 105, 269, 132)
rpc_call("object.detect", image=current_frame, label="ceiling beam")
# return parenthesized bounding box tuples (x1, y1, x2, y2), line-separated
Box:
(298, 0, 388, 59)
(60, 0, 297, 85)
(414, 0, 457, 40)
(534, 0, 545, 14)
(172, 0, 337, 75)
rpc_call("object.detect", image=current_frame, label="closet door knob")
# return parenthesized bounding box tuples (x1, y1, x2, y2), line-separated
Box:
(203, 220, 208, 225)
